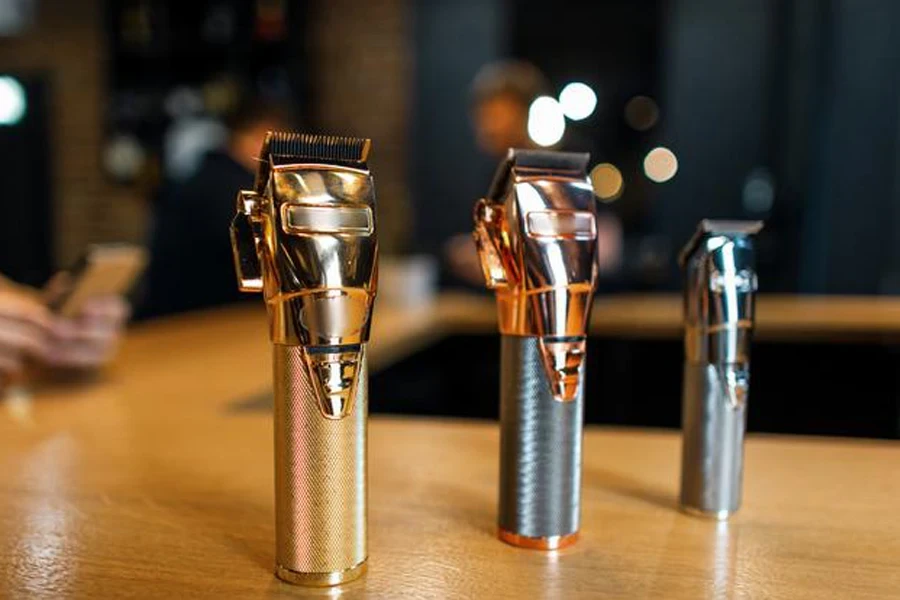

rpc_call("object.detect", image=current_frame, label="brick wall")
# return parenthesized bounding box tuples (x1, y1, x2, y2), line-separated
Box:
(0, 0, 147, 268)
(308, 0, 412, 254)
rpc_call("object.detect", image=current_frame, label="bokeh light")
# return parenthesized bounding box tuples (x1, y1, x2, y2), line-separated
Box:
(643, 147, 678, 183)
(103, 134, 146, 182)
(0, 76, 27, 126)
(528, 96, 566, 147)
(624, 95, 659, 131)
(559, 82, 597, 121)
(742, 167, 775, 213)
(590, 163, 624, 202)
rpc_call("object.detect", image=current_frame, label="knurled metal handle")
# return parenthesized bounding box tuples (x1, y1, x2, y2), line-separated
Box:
(498, 335, 583, 548)
(272, 344, 367, 584)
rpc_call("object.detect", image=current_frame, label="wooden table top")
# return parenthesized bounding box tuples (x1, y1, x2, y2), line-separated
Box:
(2, 300, 900, 598)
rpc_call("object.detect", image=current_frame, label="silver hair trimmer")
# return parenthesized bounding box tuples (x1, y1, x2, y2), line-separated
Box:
(679, 219, 763, 519)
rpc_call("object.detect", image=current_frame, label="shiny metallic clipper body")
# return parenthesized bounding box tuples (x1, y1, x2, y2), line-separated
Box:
(230, 132, 377, 585)
(679, 220, 762, 519)
(473, 149, 599, 549)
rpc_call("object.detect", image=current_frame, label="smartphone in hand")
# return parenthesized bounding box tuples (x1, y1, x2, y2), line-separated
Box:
(46, 244, 147, 317)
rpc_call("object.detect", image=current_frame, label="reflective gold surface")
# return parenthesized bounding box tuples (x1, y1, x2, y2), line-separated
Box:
(474, 150, 600, 401)
(231, 133, 378, 349)
(273, 344, 367, 580)
(231, 190, 265, 292)
(276, 561, 367, 586)
(537, 337, 586, 402)
(303, 345, 364, 419)
(230, 132, 378, 418)
(474, 178, 599, 340)
(236, 165, 378, 347)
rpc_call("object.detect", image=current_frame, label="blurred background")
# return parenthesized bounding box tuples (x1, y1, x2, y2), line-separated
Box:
(1, 0, 899, 437)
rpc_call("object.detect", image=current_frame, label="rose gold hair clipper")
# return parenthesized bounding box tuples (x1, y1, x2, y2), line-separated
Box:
(473, 149, 599, 550)
(230, 132, 377, 585)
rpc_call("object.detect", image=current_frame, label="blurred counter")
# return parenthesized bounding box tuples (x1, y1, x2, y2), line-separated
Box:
(389, 292, 900, 364)
(0, 298, 898, 597)
(118, 292, 900, 373)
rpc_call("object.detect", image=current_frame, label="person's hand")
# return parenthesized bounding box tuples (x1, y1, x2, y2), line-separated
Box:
(0, 288, 51, 377)
(44, 296, 130, 370)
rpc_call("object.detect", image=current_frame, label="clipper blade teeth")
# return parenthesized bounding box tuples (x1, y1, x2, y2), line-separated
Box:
(266, 131, 371, 166)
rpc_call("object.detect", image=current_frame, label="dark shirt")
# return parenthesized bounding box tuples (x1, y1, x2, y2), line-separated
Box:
(137, 151, 254, 319)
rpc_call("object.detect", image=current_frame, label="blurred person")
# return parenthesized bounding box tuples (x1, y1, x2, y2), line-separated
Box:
(470, 60, 544, 158)
(0, 275, 129, 381)
(138, 99, 291, 319)
(444, 60, 622, 286)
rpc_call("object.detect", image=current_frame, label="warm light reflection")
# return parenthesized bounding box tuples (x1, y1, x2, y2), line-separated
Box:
(528, 96, 566, 147)
(624, 95, 659, 131)
(711, 519, 738, 597)
(321, 586, 345, 599)
(643, 147, 678, 183)
(590, 163, 624, 201)
(559, 82, 597, 121)
(14, 437, 77, 596)
(4, 384, 34, 426)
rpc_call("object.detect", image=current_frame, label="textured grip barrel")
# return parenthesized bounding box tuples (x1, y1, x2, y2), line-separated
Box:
(680, 363, 747, 518)
(272, 344, 367, 585)
(498, 335, 583, 547)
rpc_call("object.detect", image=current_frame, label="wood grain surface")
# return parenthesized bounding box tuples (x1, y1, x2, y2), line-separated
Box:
(1, 298, 899, 598)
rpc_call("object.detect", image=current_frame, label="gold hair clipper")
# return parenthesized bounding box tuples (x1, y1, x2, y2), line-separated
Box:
(473, 149, 599, 549)
(230, 132, 377, 586)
